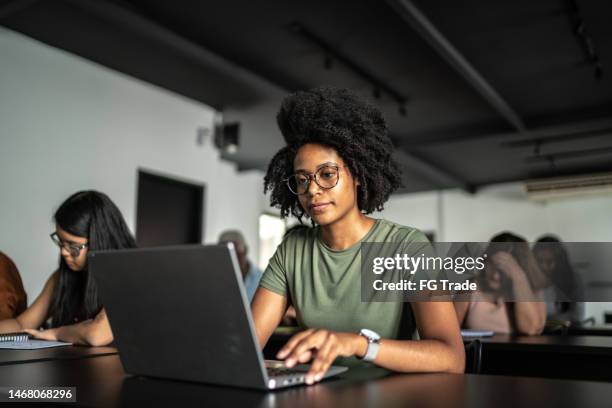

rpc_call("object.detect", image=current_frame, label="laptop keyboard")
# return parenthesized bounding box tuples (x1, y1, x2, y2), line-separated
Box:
(267, 366, 307, 377)
(265, 361, 308, 378)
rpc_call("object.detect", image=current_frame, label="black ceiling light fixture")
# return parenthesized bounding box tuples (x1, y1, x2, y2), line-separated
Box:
(288, 22, 410, 116)
(214, 122, 240, 155)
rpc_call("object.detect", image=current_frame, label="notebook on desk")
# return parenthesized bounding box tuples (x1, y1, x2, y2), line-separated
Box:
(0, 332, 72, 349)
(461, 329, 494, 338)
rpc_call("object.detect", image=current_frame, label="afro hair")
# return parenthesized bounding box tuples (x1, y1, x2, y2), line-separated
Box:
(264, 86, 402, 221)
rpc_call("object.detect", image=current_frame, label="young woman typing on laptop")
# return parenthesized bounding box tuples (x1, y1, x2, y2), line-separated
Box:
(0, 190, 136, 345)
(251, 87, 465, 385)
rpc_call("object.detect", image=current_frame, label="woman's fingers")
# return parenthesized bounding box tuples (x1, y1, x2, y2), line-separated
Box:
(306, 334, 338, 384)
(278, 330, 353, 384)
(285, 330, 329, 367)
(31, 329, 58, 341)
(297, 350, 313, 363)
(276, 329, 314, 359)
(23, 328, 54, 340)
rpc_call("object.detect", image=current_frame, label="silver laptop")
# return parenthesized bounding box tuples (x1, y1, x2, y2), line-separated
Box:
(89, 244, 347, 390)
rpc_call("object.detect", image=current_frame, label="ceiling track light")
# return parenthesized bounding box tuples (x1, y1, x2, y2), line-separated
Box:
(288, 21, 410, 116)
(503, 127, 612, 150)
(566, 0, 603, 80)
(525, 145, 612, 164)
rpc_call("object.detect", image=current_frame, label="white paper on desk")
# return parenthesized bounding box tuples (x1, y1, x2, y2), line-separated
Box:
(461, 329, 494, 337)
(0, 340, 72, 349)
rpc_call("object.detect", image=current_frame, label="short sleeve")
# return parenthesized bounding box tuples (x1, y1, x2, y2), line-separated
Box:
(399, 228, 435, 259)
(259, 242, 288, 297)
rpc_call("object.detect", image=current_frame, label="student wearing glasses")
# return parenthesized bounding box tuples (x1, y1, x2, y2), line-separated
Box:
(0, 190, 136, 345)
(252, 87, 465, 385)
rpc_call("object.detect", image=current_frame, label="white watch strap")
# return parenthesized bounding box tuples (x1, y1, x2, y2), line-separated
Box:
(363, 340, 380, 362)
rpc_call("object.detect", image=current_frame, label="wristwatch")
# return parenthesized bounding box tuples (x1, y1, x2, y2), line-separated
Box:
(358, 328, 381, 362)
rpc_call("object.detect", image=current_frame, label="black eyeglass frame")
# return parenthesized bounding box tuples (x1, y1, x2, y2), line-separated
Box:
(50, 232, 88, 257)
(284, 163, 344, 195)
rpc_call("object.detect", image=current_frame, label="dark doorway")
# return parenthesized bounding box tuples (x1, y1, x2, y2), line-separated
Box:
(136, 170, 205, 247)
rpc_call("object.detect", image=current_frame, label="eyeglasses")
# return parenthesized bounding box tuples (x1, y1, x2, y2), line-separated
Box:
(285, 163, 342, 195)
(50, 232, 88, 257)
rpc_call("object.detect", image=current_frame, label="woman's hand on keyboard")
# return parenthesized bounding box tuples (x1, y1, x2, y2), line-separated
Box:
(276, 328, 367, 384)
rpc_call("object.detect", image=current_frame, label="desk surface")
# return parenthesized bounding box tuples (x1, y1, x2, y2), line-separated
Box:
(0, 345, 118, 366)
(567, 324, 612, 336)
(1, 354, 612, 407)
(479, 334, 612, 355)
(474, 334, 612, 381)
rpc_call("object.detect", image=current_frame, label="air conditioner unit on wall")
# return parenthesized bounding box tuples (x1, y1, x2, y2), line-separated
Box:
(525, 173, 612, 202)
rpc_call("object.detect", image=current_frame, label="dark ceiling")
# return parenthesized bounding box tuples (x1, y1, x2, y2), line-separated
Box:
(1, 0, 611, 193)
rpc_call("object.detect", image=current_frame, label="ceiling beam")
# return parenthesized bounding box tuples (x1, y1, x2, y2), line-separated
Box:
(395, 150, 473, 193)
(0, 0, 40, 19)
(525, 145, 612, 163)
(385, 0, 526, 132)
(402, 117, 612, 147)
(289, 22, 409, 110)
(61, 0, 286, 108)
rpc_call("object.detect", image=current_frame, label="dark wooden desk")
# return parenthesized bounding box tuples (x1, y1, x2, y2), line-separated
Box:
(272, 332, 612, 381)
(0, 345, 118, 366)
(477, 334, 612, 381)
(567, 325, 612, 336)
(1, 354, 612, 407)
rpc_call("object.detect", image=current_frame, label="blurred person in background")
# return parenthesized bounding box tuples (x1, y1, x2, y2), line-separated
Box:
(455, 232, 547, 335)
(533, 235, 585, 326)
(219, 229, 263, 302)
(0, 251, 27, 320)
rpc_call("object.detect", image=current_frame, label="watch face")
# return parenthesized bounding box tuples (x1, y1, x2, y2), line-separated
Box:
(361, 329, 381, 341)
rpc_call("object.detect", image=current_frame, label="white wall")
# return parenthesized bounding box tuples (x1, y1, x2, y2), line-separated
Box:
(543, 194, 612, 242)
(381, 184, 546, 241)
(382, 183, 612, 242)
(0, 28, 266, 300)
(381, 184, 612, 322)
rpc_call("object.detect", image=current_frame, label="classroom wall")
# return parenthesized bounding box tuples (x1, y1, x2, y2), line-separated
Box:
(382, 183, 612, 242)
(382, 184, 612, 322)
(2, 26, 611, 322)
(0, 27, 266, 300)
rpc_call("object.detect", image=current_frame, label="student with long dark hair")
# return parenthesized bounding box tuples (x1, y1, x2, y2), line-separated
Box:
(454, 232, 547, 335)
(533, 235, 585, 324)
(0, 190, 136, 345)
(252, 87, 465, 385)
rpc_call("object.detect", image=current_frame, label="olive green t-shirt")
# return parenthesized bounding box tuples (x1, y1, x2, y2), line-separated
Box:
(259, 218, 431, 343)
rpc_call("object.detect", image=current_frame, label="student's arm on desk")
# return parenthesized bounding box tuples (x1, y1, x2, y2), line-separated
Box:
(277, 301, 465, 385)
(377, 302, 466, 373)
(24, 309, 113, 346)
(251, 287, 288, 348)
(0, 272, 57, 333)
